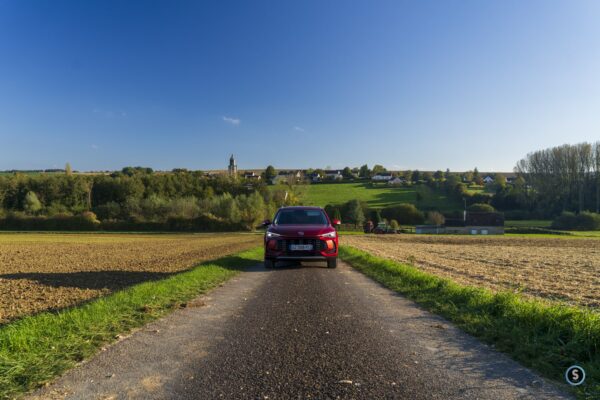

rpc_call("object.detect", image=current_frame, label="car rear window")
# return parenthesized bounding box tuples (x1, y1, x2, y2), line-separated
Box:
(275, 209, 327, 225)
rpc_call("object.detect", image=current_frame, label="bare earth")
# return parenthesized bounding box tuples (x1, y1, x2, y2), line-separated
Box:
(343, 234, 600, 308)
(0, 233, 261, 323)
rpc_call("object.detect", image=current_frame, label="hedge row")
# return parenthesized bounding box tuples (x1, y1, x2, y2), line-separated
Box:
(0, 215, 244, 232)
(551, 211, 600, 231)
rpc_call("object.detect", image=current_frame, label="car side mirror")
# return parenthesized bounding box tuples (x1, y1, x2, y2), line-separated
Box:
(262, 219, 271, 226)
(332, 219, 341, 226)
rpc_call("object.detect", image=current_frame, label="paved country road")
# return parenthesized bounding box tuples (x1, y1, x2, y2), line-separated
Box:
(28, 261, 573, 400)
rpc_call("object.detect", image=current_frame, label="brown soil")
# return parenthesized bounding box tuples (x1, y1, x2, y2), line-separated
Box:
(343, 234, 600, 308)
(0, 233, 261, 323)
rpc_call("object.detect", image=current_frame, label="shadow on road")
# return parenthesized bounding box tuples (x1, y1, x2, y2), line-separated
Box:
(270, 261, 330, 270)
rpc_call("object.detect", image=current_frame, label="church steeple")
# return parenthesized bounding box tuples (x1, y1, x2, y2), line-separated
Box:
(228, 154, 238, 177)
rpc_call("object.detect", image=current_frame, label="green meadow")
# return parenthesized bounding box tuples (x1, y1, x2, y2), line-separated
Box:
(278, 182, 462, 211)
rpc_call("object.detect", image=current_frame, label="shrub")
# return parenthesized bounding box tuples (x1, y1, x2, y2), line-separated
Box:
(0, 214, 101, 231)
(23, 191, 42, 214)
(467, 203, 495, 212)
(167, 197, 200, 219)
(426, 211, 445, 225)
(503, 210, 532, 220)
(369, 210, 382, 224)
(344, 199, 365, 226)
(139, 194, 169, 221)
(237, 192, 266, 230)
(80, 211, 100, 224)
(380, 203, 424, 225)
(552, 211, 600, 231)
(210, 193, 241, 223)
(333, 208, 342, 222)
(94, 201, 122, 221)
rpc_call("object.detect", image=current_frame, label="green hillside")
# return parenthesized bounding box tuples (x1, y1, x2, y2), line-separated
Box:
(276, 182, 462, 211)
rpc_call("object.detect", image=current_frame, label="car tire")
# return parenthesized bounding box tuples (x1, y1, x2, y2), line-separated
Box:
(264, 259, 275, 269)
(327, 257, 337, 269)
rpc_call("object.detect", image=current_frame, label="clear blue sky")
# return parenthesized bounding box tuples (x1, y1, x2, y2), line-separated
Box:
(1, 1, 599, 172)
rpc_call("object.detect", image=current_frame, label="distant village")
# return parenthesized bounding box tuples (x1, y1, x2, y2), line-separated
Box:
(1, 154, 518, 188)
(216, 154, 518, 187)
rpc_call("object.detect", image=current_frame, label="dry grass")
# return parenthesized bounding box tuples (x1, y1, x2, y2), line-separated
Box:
(0, 233, 261, 323)
(343, 234, 600, 308)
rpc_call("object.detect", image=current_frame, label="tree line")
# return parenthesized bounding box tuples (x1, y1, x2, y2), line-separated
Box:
(516, 142, 600, 215)
(0, 168, 295, 231)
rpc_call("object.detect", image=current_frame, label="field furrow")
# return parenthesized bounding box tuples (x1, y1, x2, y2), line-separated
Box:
(0, 233, 261, 323)
(343, 234, 600, 308)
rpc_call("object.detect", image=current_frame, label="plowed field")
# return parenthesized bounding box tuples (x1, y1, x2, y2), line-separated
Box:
(0, 233, 261, 323)
(343, 235, 600, 308)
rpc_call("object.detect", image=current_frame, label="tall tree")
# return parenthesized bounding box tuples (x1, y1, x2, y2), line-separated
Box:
(264, 165, 276, 182)
(359, 164, 370, 178)
(411, 170, 421, 183)
(462, 170, 474, 183)
(516, 142, 598, 214)
(372, 164, 386, 175)
(342, 167, 353, 179)
(24, 191, 42, 214)
(494, 173, 506, 192)
(346, 199, 365, 227)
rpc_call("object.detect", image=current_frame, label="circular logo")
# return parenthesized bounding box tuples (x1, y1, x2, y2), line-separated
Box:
(565, 365, 585, 386)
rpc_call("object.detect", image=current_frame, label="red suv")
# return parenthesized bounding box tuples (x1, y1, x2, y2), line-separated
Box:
(263, 206, 340, 269)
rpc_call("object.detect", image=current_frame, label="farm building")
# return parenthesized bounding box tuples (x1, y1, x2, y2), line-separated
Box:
(417, 212, 505, 235)
(415, 225, 444, 234)
(447, 212, 505, 235)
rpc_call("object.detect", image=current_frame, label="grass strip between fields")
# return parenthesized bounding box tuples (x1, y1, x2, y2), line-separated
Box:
(0, 247, 263, 400)
(339, 246, 599, 399)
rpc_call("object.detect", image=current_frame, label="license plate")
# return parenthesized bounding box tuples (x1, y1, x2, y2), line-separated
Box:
(290, 244, 313, 251)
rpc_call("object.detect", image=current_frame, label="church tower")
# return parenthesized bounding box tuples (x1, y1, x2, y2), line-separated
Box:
(228, 154, 238, 177)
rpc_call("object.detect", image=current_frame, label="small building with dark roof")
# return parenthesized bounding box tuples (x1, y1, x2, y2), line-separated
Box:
(417, 212, 504, 235)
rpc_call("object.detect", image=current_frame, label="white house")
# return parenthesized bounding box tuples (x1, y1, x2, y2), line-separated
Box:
(483, 175, 494, 184)
(243, 171, 261, 180)
(324, 170, 343, 180)
(307, 172, 321, 183)
(372, 172, 393, 181)
(387, 177, 405, 186)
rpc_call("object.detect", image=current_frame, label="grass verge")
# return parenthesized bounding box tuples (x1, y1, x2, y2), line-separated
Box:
(339, 246, 599, 399)
(0, 247, 262, 400)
